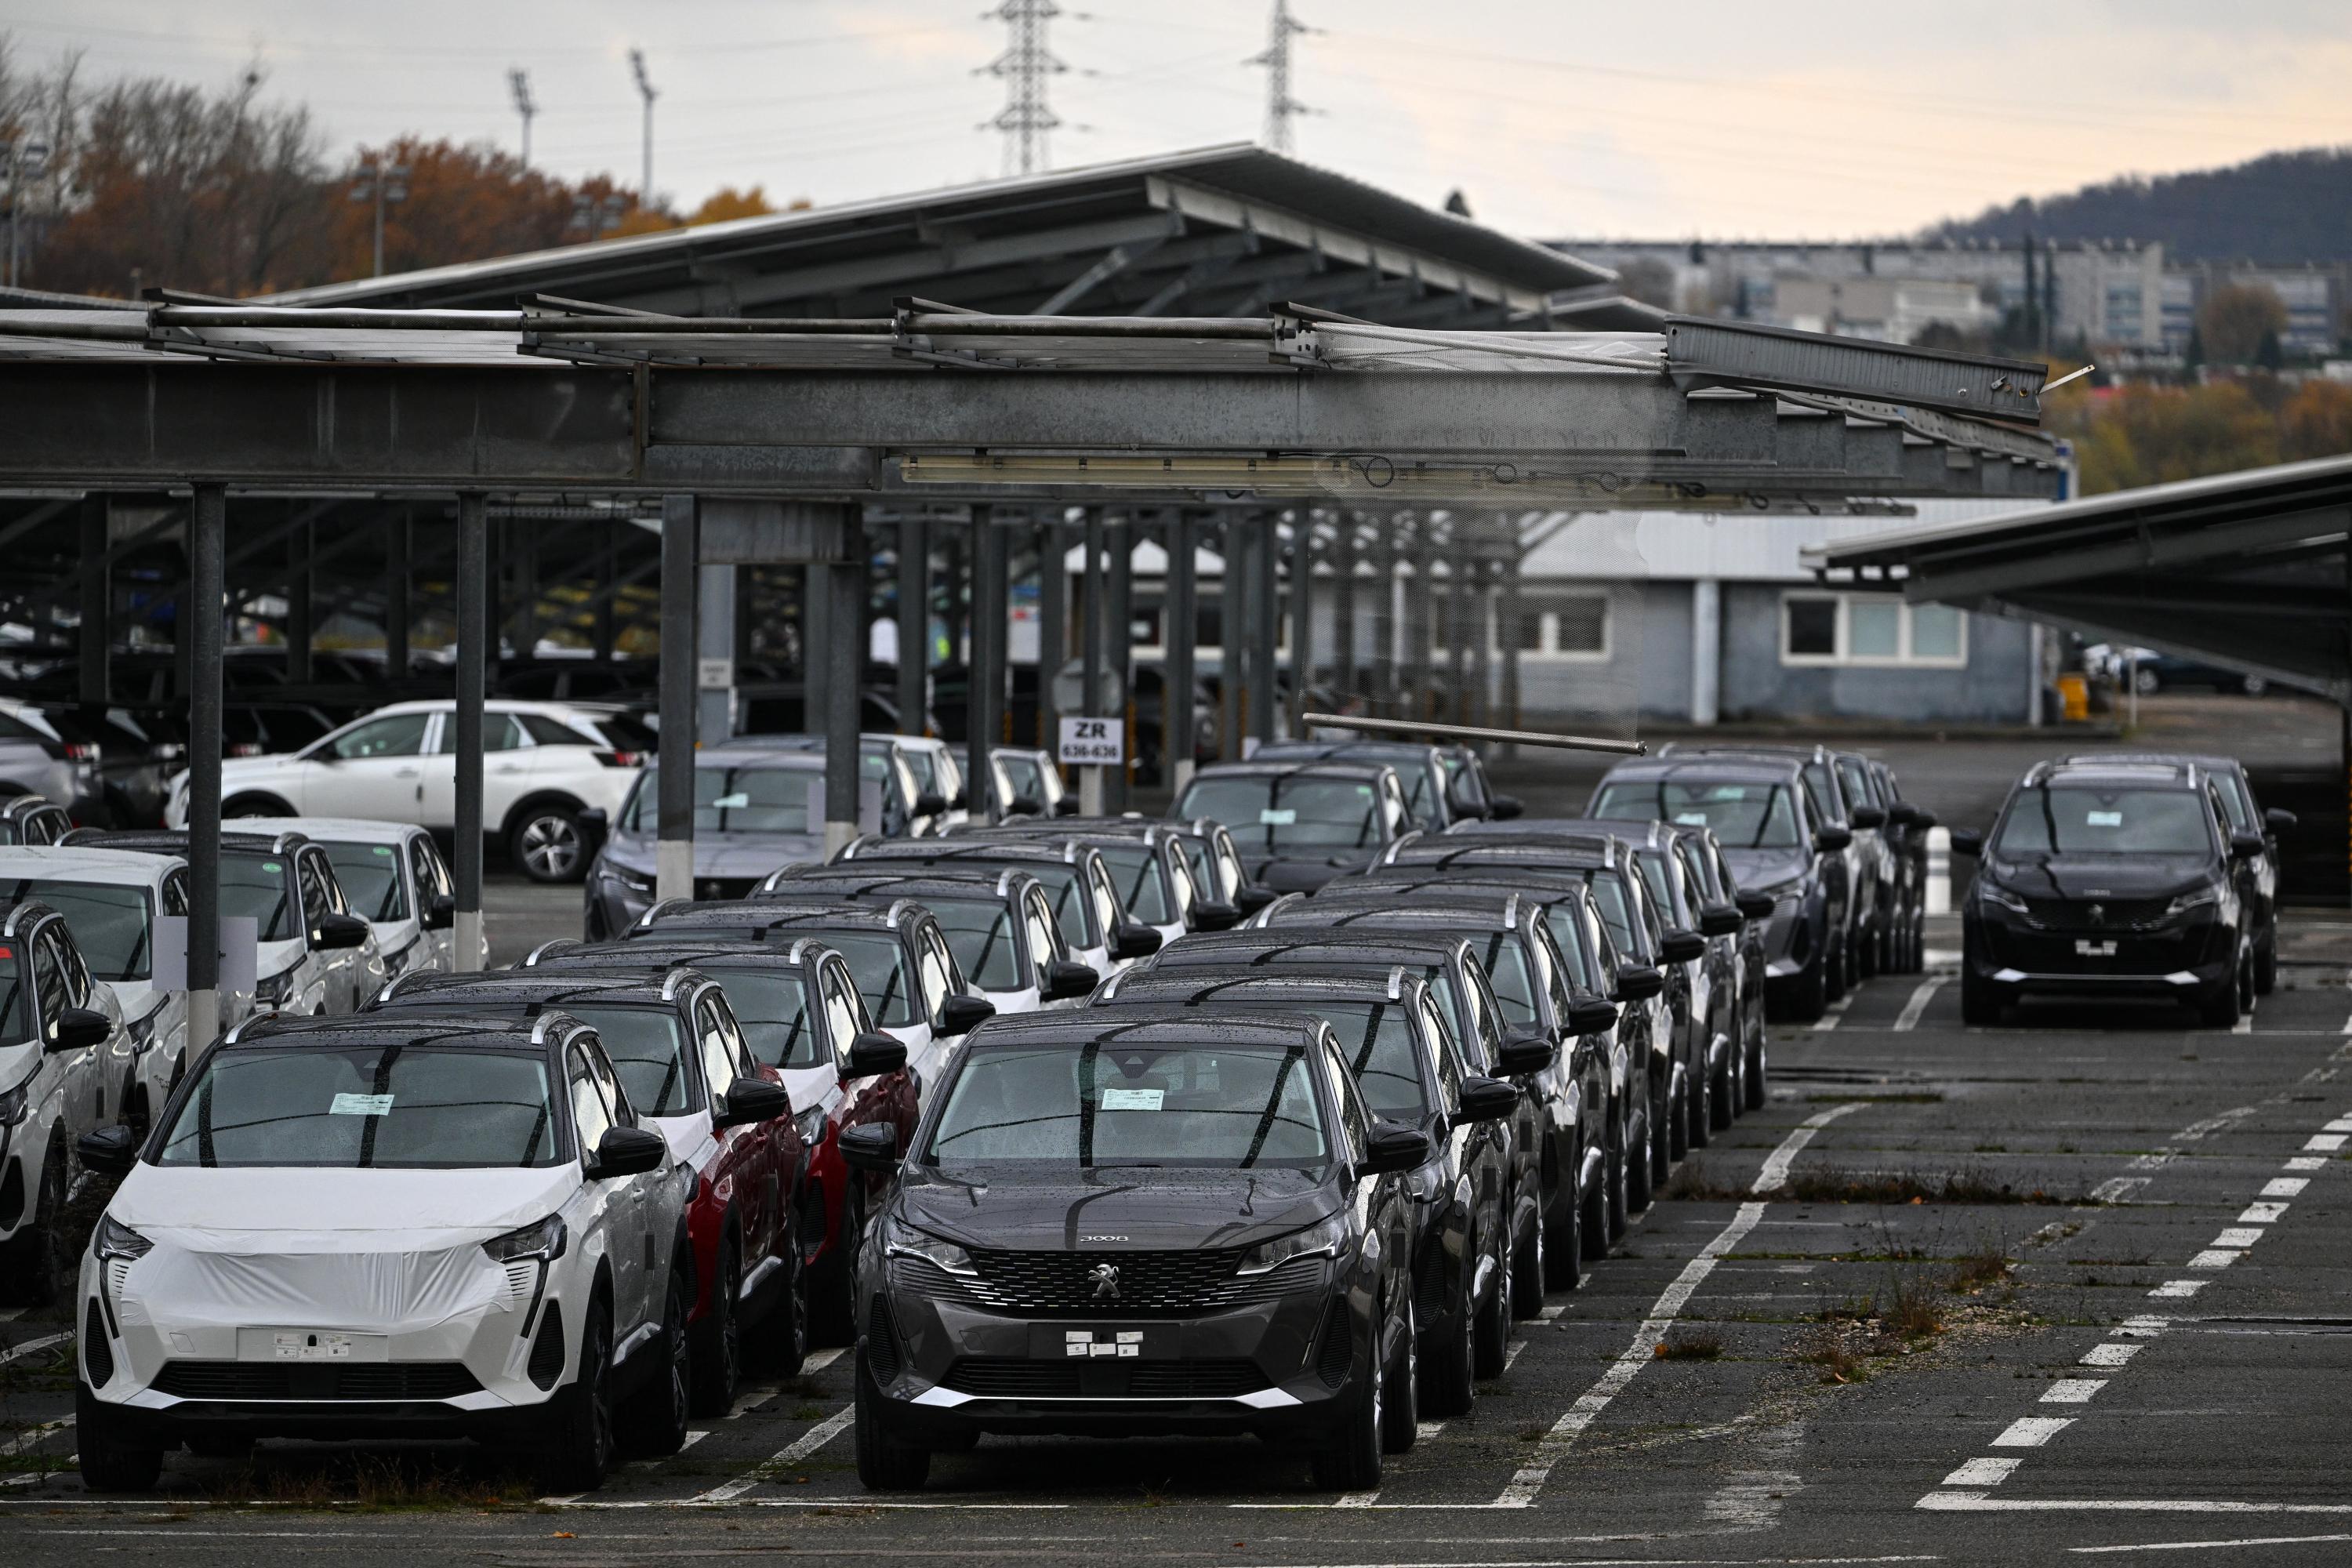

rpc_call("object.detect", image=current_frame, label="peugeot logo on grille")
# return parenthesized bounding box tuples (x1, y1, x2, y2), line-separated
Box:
(1088, 1263, 1120, 1301)
(2087, 903, 2106, 926)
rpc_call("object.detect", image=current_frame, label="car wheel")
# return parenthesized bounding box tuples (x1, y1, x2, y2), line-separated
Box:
(1381, 1297, 1419, 1455)
(1510, 1192, 1545, 1320)
(537, 1294, 615, 1494)
(760, 1213, 812, 1381)
(815, 1181, 866, 1345)
(1547, 1138, 1584, 1290)
(221, 793, 294, 818)
(1420, 1235, 1476, 1417)
(1602, 1099, 1629, 1243)
(1784, 950, 1829, 1023)
(1711, 1058, 1735, 1132)
(1667, 1077, 1690, 1163)
(2254, 937, 2278, 997)
(1686, 1059, 1711, 1151)
(0, 1141, 64, 1308)
(1625, 1091, 1655, 1214)
(1744, 1036, 1768, 1112)
(76, 1381, 162, 1493)
(2198, 971, 2243, 1029)
(689, 1232, 742, 1417)
(1959, 965, 2002, 1028)
(1311, 1308, 1385, 1492)
(1472, 1222, 1510, 1381)
(1857, 922, 1879, 981)
(854, 1347, 931, 1490)
(510, 805, 590, 884)
(619, 1265, 692, 1459)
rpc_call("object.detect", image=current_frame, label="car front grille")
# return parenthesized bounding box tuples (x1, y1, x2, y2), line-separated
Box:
(153, 1360, 484, 1401)
(934, 1247, 1316, 1316)
(2021, 896, 2176, 932)
(940, 1356, 1269, 1399)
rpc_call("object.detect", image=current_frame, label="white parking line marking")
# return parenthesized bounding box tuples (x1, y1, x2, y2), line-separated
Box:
(1414, 1421, 1447, 1440)
(1501, 1338, 1528, 1374)
(2231, 1014, 2253, 1034)
(623, 1429, 708, 1471)
(2150, 1280, 2208, 1299)
(1926, 1497, 2352, 1515)
(0, 1421, 70, 1457)
(802, 1346, 844, 1374)
(2073, 1532, 2352, 1552)
(1991, 1417, 2075, 1447)
(692, 1405, 857, 1503)
(2041, 1379, 2107, 1404)
(2238, 1203, 2288, 1223)
(2090, 1176, 2150, 1203)
(2325, 1116, 2352, 1133)
(2187, 1250, 2242, 1270)
(2301, 1134, 2346, 1152)
(2263, 1178, 2310, 1197)
(1893, 977, 1946, 1032)
(2284, 1156, 2328, 1171)
(2082, 1343, 2141, 1367)
(0, 1333, 68, 1368)
(2212, 1227, 2266, 1248)
(1490, 1105, 1860, 1508)
(724, 1383, 782, 1421)
(1943, 1457, 2021, 1487)
(2120, 1315, 2175, 1336)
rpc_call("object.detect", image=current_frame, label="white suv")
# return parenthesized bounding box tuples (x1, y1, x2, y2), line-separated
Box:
(166, 700, 649, 884)
(72, 1011, 695, 1494)
(231, 818, 487, 980)
(0, 846, 191, 1133)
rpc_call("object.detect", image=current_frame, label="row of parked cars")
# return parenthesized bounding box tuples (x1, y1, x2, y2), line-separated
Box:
(36, 730, 1936, 1497)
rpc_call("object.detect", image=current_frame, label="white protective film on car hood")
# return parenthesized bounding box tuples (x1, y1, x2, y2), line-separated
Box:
(0, 1041, 37, 1099)
(110, 1165, 576, 1331)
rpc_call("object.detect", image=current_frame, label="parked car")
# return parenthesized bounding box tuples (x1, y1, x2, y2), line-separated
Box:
(1250, 739, 1461, 832)
(166, 699, 651, 884)
(1864, 759, 1935, 975)
(831, 837, 1153, 979)
(841, 1009, 1425, 1490)
(1953, 758, 2256, 1027)
(228, 818, 477, 980)
(520, 938, 918, 1342)
(368, 968, 808, 1413)
(0, 695, 103, 819)
(724, 734, 935, 838)
(1435, 744, 1523, 822)
(1089, 967, 1524, 1408)
(586, 750, 831, 938)
(71, 1011, 694, 1493)
(947, 822, 1215, 949)
(1171, 760, 1414, 893)
(16, 704, 179, 827)
(989, 746, 1075, 818)
(0, 794, 73, 845)
(0, 899, 128, 1304)
(950, 813, 1272, 920)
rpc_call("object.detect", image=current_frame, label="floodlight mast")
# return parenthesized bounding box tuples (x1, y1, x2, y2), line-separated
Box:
(509, 67, 537, 168)
(630, 49, 657, 205)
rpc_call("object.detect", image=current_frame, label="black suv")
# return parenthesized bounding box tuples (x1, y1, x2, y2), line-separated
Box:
(1955, 759, 2257, 1027)
(844, 1010, 1425, 1491)
(1171, 760, 1414, 892)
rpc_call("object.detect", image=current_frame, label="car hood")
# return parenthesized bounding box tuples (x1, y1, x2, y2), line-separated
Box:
(1987, 855, 2216, 902)
(1722, 847, 1809, 890)
(896, 1163, 1338, 1253)
(0, 1042, 38, 1100)
(607, 829, 824, 880)
(101, 981, 170, 1025)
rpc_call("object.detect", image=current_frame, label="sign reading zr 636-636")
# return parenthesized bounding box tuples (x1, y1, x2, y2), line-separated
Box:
(1058, 716, 1125, 768)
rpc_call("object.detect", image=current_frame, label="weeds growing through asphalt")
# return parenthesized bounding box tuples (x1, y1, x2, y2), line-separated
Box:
(1661, 1157, 2085, 1206)
(1653, 1328, 1725, 1360)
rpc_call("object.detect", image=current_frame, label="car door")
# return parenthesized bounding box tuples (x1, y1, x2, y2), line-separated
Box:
(300, 712, 433, 819)
(407, 832, 456, 969)
(695, 990, 778, 1269)
(31, 922, 103, 1138)
(568, 1039, 652, 1335)
(417, 712, 526, 828)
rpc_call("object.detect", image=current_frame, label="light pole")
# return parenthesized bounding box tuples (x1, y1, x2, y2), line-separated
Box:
(348, 158, 408, 278)
(629, 49, 657, 206)
(3, 136, 50, 290)
(509, 68, 536, 167)
(571, 192, 626, 241)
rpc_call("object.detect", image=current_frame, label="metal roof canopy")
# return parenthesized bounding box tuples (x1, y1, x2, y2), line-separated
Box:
(0, 306, 2059, 506)
(263, 145, 1611, 330)
(1808, 453, 2352, 702)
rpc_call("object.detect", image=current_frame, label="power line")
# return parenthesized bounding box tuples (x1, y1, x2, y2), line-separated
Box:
(1246, 0, 1316, 155)
(981, 0, 1069, 176)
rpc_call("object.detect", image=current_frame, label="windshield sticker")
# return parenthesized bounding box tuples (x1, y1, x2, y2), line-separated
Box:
(2085, 811, 2124, 827)
(712, 793, 751, 809)
(1673, 812, 1709, 826)
(329, 1093, 394, 1116)
(262, 862, 282, 873)
(1259, 808, 1298, 826)
(371, 846, 394, 857)
(1098, 1087, 1164, 1111)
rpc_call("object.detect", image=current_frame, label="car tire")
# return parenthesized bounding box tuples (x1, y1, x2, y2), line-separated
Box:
(854, 1347, 931, 1491)
(2254, 937, 2278, 997)
(1823, 936, 1846, 1003)
(689, 1232, 742, 1417)
(1857, 921, 1879, 981)
(618, 1265, 691, 1461)
(1381, 1298, 1419, 1455)
(1711, 1059, 1735, 1132)
(76, 1381, 162, 1494)
(537, 1294, 615, 1494)
(2198, 962, 2245, 1029)
(1511, 1192, 1545, 1320)
(815, 1181, 866, 1346)
(1547, 1140, 1584, 1289)
(1959, 966, 2001, 1028)
(1784, 951, 1829, 1023)
(221, 793, 295, 818)
(1420, 1240, 1476, 1418)
(0, 1141, 65, 1308)
(1667, 1078, 1690, 1163)
(757, 1214, 812, 1382)
(1602, 1100, 1630, 1242)
(1472, 1225, 1509, 1381)
(510, 804, 591, 884)
(1626, 1094, 1655, 1214)
(1744, 1036, 1768, 1112)
(1686, 1061, 1711, 1152)
(1311, 1313, 1385, 1492)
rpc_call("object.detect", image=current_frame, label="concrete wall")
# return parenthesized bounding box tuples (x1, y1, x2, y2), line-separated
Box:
(1716, 581, 2032, 723)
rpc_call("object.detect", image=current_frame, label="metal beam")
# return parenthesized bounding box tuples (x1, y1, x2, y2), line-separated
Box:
(186, 484, 224, 1047)
(822, 509, 862, 857)
(657, 495, 699, 904)
(1904, 506, 2352, 603)
(1032, 240, 1163, 315)
(898, 517, 928, 736)
(968, 505, 1003, 815)
(1105, 514, 1133, 811)
(452, 493, 488, 971)
(1036, 514, 1065, 750)
(1165, 508, 1196, 794)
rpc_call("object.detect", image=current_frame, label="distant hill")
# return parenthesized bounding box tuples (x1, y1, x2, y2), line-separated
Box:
(1930, 147, 2352, 265)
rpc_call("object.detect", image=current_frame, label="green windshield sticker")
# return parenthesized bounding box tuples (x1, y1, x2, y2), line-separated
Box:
(262, 862, 282, 873)
(328, 1093, 394, 1116)
(371, 846, 394, 857)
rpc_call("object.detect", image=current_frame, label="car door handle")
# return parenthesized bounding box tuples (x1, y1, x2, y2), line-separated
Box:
(394, 767, 419, 778)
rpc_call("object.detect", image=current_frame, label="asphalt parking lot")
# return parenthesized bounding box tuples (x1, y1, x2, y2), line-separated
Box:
(7, 906, 2352, 1563)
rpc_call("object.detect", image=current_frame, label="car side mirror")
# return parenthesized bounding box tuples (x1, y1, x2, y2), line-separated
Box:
(915, 791, 949, 817)
(1456, 1076, 1519, 1124)
(423, 894, 456, 931)
(78, 1124, 141, 1175)
(1114, 921, 1163, 960)
(1566, 993, 1619, 1036)
(1698, 902, 1742, 938)
(1661, 929, 1708, 964)
(1008, 794, 1044, 817)
(2266, 808, 2297, 835)
(938, 993, 997, 1036)
(1445, 780, 1487, 820)
(1814, 824, 1853, 853)
(1494, 1031, 1555, 1076)
(1235, 883, 1278, 915)
(717, 1075, 790, 1130)
(1850, 804, 1887, 830)
(1363, 1120, 1431, 1177)
(49, 1005, 111, 1051)
(578, 808, 608, 838)
(1734, 889, 1776, 920)
(313, 911, 371, 950)
(588, 1125, 667, 1180)
(1052, 797, 1082, 816)
(840, 1121, 899, 1174)
(847, 1030, 909, 1077)
(950, 787, 971, 810)
(2230, 829, 2264, 860)
(1489, 793, 1524, 822)
(1044, 958, 1101, 1002)
(1948, 828, 1984, 856)
(1192, 898, 1243, 932)
(1613, 963, 1664, 1003)
(1887, 802, 1923, 828)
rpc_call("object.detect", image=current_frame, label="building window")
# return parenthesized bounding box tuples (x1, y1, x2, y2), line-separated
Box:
(1518, 592, 1611, 659)
(1780, 592, 1965, 668)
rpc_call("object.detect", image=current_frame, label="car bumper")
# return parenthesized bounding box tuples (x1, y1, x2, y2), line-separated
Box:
(1965, 912, 2235, 997)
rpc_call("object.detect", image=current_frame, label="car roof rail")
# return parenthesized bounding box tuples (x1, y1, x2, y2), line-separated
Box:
(1386, 965, 1404, 1001)
(223, 1008, 281, 1044)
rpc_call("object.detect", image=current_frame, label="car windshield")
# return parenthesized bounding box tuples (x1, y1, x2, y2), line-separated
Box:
(626, 765, 815, 835)
(925, 1040, 1330, 1167)
(1292, 1000, 1428, 1122)
(826, 931, 917, 1027)
(0, 949, 29, 1047)
(706, 968, 822, 1070)
(1179, 775, 1385, 850)
(0, 881, 152, 981)
(925, 897, 1023, 991)
(1094, 844, 1171, 924)
(318, 842, 408, 924)
(564, 1005, 695, 1116)
(1592, 780, 1802, 851)
(1474, 930, 1542, 1029)
(156, 1045, 564, 1168)
(1994, 786, 2216, 856)
(223, 854, 297, 943)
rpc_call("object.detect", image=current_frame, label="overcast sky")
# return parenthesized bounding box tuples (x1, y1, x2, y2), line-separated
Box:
(7, 1, 2347, 241)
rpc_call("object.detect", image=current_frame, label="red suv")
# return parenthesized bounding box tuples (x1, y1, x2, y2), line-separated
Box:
(368, 968, 808, 1413)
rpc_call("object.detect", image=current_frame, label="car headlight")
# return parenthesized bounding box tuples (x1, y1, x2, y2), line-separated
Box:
(883, 1214, 977, 1276)
(794, 1104, 827, 1147)
(380, 938, 417, 978)
(253, 966, 299, 1007)
(1236, 1210, 1350, 1276)
(605, 860, 655, 895)
(481, 1214, 568, 1264)
(94, 1213, 153, 1263)
(1977, 884, 2031, 916)
(0, 1083, 24, 1161)
(2167, 885, 2220, 916)
(123, 1011, 157, 1053)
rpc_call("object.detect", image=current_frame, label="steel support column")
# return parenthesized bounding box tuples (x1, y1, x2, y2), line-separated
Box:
(78, 495, 108, 706)
(1690, 578, 1721, 726)
(1079, 507, 1106, 815)
(657, 496, 700, 904)
(696, 561, 735, 743)
(1220, 514, 1246, 759)
(384, 508, 410, 679)
(1411, 523, 1437, 720)
(1333, 520, 1356, 700)
(1501, 563, 1523, 758)
(593, 520, 617, 662)
(1105, 514, 1133, 811)
(1288, 517, 1313, 739)
(968, 506, 1003, 815)
(1447, 559, 1470, 726)
(1254, 512, 1279, 747)
(186, 484, 224, 1047)
(287, 512, 314, 684)
(1036, 514, 1065, 750)
(1372, 517, 1397, 710)
(898, 517, 928, 736)
(452, 493, 488, 971)
(822, 507, 862, 858)
(1470, 559, 1493, 731)
(1165, 509, 1196, 796)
